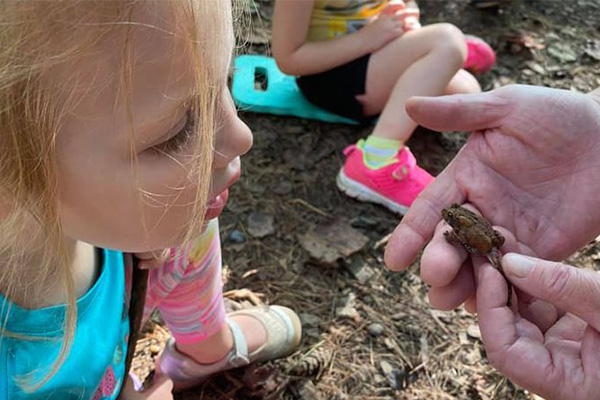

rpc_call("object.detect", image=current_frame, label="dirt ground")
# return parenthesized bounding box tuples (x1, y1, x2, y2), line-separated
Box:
(132, 1, 600, 399)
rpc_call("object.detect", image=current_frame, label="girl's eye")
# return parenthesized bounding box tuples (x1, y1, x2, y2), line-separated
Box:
(151, 111, 195, 155)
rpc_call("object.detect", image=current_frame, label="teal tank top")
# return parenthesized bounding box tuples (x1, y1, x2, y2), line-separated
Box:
(0, 249, 130, 400)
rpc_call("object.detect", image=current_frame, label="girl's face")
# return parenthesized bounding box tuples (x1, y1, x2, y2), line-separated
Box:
(53, 3, 252, 252)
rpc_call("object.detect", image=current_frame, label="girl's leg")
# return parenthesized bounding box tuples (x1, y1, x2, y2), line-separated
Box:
(357, 23, 468, 141)
(145, 220, 266, 365)
(336, 24, 470, 214)
(446, 69, 481, 95)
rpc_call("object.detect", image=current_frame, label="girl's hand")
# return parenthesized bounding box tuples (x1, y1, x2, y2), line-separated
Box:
(476, 253, 600, 400)
(120, 374, 174, 400)
(360, 12, 405, 52)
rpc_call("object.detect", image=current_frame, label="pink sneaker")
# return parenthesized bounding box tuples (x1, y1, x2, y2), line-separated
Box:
(336, 140, 434, 214)
(464, 34, 496, 74)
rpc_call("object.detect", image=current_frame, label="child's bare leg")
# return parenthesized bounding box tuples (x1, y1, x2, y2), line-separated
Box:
(146, 220, 268, 366)
(357, 23, 467, 141)
(445, 69, 481, 95)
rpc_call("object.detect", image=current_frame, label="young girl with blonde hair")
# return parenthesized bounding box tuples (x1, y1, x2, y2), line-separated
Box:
(0, 1, 301, 399)
(273, 0, 493, 214)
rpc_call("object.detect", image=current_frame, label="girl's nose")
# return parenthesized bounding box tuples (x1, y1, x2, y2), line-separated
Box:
(213, 90, 253, 168)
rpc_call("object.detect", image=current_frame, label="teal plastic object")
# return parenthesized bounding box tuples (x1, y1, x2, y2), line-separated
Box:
(232, 55, 359, 125)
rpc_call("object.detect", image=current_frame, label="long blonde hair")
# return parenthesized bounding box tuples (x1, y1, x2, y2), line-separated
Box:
(0, 0, 233, 391)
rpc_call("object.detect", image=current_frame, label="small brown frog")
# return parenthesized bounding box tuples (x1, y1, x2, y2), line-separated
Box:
(441, 204, 512, 306)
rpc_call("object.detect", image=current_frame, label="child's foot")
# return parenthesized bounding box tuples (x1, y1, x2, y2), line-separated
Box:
(158, 306, 301, 391)
(336, 139, 434, 215)
(464, 35, 496, 74)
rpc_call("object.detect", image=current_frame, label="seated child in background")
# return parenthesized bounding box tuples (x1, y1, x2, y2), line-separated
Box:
(272, 0, 495, 214)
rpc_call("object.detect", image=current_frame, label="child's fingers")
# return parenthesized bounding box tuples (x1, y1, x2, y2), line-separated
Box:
(121, 374, 174, 400)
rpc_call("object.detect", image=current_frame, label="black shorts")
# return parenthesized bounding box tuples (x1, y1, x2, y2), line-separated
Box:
(296, 54, 374, 124)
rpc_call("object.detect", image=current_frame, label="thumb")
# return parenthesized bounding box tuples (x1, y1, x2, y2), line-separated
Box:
(405, 90, 511, 132)
(502, 253, 600, 331)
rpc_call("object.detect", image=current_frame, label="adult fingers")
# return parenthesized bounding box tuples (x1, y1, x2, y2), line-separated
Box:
(502, 254, 600, 331)
(476, 259, 555, 394)
(385, 168, 463, 271)
(428, 261, 474, 310)
(405, 90, 511, 133)
(420, 218, 467, 286)
(464, 294, 477, 314)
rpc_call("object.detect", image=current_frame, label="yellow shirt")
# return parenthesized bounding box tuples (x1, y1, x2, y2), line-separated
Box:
(307, 0, 388, 41)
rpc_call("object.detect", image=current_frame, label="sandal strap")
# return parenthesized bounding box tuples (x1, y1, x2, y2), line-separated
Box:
(224, 317, 250, 368)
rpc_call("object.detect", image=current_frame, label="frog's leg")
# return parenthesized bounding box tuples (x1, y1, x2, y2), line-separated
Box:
(443, 230, 461, 245)
(493, 230, 505, 246)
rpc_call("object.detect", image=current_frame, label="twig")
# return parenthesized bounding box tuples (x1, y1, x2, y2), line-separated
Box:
(373, 233, 392, 250)
(288, 198, 330, 217)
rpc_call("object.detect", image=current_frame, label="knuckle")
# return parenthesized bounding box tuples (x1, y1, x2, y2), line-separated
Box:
(542, 263, 576, 304)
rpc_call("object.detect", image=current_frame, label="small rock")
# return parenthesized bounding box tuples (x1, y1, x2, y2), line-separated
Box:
(227, 229, 246, 243)
(247, 213, 275, 238)
(367, 323, 384, 337)
(467, 324, 482, 339)
(335, 305, 360, 321)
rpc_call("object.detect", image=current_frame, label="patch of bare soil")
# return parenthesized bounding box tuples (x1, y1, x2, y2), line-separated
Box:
(132, 1, 600, 399)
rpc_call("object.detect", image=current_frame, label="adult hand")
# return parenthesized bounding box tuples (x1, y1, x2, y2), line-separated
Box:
(384, 85, 600, 310)
(476, 252, 600, 400)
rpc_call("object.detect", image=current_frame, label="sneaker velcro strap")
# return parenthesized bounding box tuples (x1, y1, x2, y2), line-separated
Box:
(226, 318, 250, 367)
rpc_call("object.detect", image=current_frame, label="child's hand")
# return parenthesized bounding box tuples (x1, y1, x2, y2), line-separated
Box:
(360, 13, 405, 52)
(121, 374, 174, 400)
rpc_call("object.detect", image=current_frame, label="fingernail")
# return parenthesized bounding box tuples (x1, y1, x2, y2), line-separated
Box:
(504, 253, 535, 278)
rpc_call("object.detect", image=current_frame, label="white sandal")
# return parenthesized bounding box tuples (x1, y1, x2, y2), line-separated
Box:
(158, 305, 302, 390)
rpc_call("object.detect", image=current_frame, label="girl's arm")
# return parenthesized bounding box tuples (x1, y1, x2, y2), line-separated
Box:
(272, 0, 402, 76)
